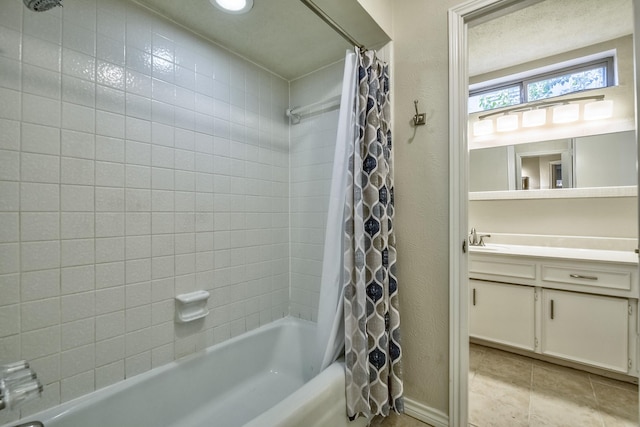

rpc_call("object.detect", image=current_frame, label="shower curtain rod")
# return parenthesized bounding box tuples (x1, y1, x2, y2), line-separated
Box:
(299, 0, 365, 50)
(286, 94, 341, 124)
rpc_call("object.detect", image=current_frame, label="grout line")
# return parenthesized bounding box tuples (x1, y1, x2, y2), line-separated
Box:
(527, 358, 534, 426)
(587, 374, 606, 427)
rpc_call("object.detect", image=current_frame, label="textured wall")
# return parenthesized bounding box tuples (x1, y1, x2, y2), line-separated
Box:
(390, 0, 458, 415)
(469, 197, 637, 242)
(0, 0, 290, 422)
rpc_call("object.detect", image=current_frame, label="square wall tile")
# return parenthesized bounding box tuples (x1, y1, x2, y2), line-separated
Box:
(61, 265, 95, 295)
(22, 63, 61, 100)
(95, 286, 124, 315)
(61, 185, 94, 212)
(0, 88, 21, 121)
(61, 212, 94, 239)
(23, 35, 61, 72)
(23, 93, 60, 127)
(21, 241, 60, 272)
(61, 318, 95, 351)
(96, 136, 124, 163)
(61, 238, 95, 267)
(21, 183, 60, 212)
(0, 304, 20, 337)
(0, 118, 20, 151)
(0, 213, 18, 243)
(95, 335, 124, 367)
(61, 291, 95, 323)
(21, 212, 60, 241)
(62, 75, 96, 108)
(21, 298, 60, 332)
(20, 123, 59, 155)
(95, 237, 125, 263)
(61, 130, 95, 159)
(62, 102, 95, 134)
(95, 261, 124, 290)
(21, 152, 60, 183)
(62, 48, 96, 82)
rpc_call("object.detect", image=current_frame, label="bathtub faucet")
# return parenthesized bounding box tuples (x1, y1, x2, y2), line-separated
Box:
(0, 361, 43, 412)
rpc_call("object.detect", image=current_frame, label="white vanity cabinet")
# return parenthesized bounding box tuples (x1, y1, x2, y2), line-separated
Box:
(469, 279, 536, 351)
(469, 245, 638, 377)
(541, 289, 629, 373)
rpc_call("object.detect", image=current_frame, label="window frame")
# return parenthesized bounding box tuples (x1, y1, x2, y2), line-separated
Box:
(469, 56, 615, 113)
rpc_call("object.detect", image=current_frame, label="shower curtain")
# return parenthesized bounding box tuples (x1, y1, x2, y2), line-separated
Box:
(315, 47, 403, 420)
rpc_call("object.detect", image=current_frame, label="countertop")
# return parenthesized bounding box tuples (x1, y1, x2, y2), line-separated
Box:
(469, 243, 638, 264)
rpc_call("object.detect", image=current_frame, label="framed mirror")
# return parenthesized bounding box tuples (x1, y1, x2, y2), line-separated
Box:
(469, 130, 637, 198)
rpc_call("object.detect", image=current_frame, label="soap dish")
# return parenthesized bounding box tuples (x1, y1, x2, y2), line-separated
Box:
(175, 290, 210, 323)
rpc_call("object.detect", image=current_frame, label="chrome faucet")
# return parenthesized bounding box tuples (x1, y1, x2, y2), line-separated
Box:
(0, 361, 43, 412)
(469, 228, 491, 246)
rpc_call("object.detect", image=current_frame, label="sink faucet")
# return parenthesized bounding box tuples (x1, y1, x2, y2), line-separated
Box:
(469, 228, 491, 246)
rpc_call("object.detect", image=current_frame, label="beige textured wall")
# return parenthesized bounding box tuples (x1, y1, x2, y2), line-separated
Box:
(357, 0, 393, 37)
(389, 0, 459, 414)
(469, 197, 637, 239)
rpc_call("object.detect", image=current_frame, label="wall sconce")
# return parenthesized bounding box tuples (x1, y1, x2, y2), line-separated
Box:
(552, 103, 580, 124)
(522, 108, 546, 127)
(496, 114, 518, 132)
(472, 119, 494, 136)
(472, 94, 613, 138)
(584, 99, 614, 120)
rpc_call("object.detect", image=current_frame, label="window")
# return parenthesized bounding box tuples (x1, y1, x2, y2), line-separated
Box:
(469, 57, 614, 114)
(468, 84, 521, 114)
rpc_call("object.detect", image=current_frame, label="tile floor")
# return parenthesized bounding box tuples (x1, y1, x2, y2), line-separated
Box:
(370, 411, 433, 427)
(369, 344, 638, 427)
(469, 344, 639, 427)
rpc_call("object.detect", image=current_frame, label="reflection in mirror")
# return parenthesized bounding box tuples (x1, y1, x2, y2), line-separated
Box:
(469, 130, 636, 193)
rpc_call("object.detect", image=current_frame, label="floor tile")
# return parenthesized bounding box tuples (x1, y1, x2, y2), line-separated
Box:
(600, 413, 638, 427)
(592, 381, 638, 423)
(532, 363, 596, 408)
(470, 344, 638, 427)
(475, 348, 533, 387)
(529, 392, 604, 427)
(471, 371, 531, 409)
(590, 372, 639, 392)
(470, 343, 487, 371)
(370, 412, 433, 427)
(470, 390, 529, 427)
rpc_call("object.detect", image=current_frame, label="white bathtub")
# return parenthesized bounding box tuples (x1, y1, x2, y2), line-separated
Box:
(1, 317, 368, 427)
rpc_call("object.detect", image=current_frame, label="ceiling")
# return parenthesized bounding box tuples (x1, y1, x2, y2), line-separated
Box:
(468, 0, 633, 77)
(134, 0, 391, 81)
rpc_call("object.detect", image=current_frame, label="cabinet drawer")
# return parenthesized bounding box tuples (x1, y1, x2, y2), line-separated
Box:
(541, 265, 631, 291)
(469, 258, 536, 282)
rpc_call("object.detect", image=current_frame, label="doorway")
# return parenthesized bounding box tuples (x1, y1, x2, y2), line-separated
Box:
(448, 0, 640, 425)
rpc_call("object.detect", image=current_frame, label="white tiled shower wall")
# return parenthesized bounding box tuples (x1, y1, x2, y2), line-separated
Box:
(0, 0, 292, 420)
(289, 61, 344, 321)
(288, 45, 391, 320)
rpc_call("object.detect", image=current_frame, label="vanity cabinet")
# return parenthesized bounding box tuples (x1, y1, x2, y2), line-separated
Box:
(541, 289, 629, 373)
(469, 279, 536, 351)
(469, 247, 638, 377)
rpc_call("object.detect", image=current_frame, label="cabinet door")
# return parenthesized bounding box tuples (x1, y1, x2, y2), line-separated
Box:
(469, 280, 536, 351)
(542, 289, 628, 372)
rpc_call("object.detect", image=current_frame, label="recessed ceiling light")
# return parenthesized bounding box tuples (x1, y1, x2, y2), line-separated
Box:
(211, 0, 253, 14)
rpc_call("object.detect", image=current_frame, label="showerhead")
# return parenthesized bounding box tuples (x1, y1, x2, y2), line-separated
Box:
(23, 0, 62, 12)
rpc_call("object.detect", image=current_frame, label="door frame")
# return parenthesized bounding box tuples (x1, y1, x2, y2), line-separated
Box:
(448, 0, 640, 425)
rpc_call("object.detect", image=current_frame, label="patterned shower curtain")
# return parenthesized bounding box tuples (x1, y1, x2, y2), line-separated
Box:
(343, 48, 403, 419)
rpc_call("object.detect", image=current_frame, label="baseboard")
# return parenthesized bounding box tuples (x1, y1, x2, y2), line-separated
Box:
(404, 397, 449, 427)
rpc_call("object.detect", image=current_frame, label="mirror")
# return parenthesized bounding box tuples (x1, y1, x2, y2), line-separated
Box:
(469, 130, 636, 193)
